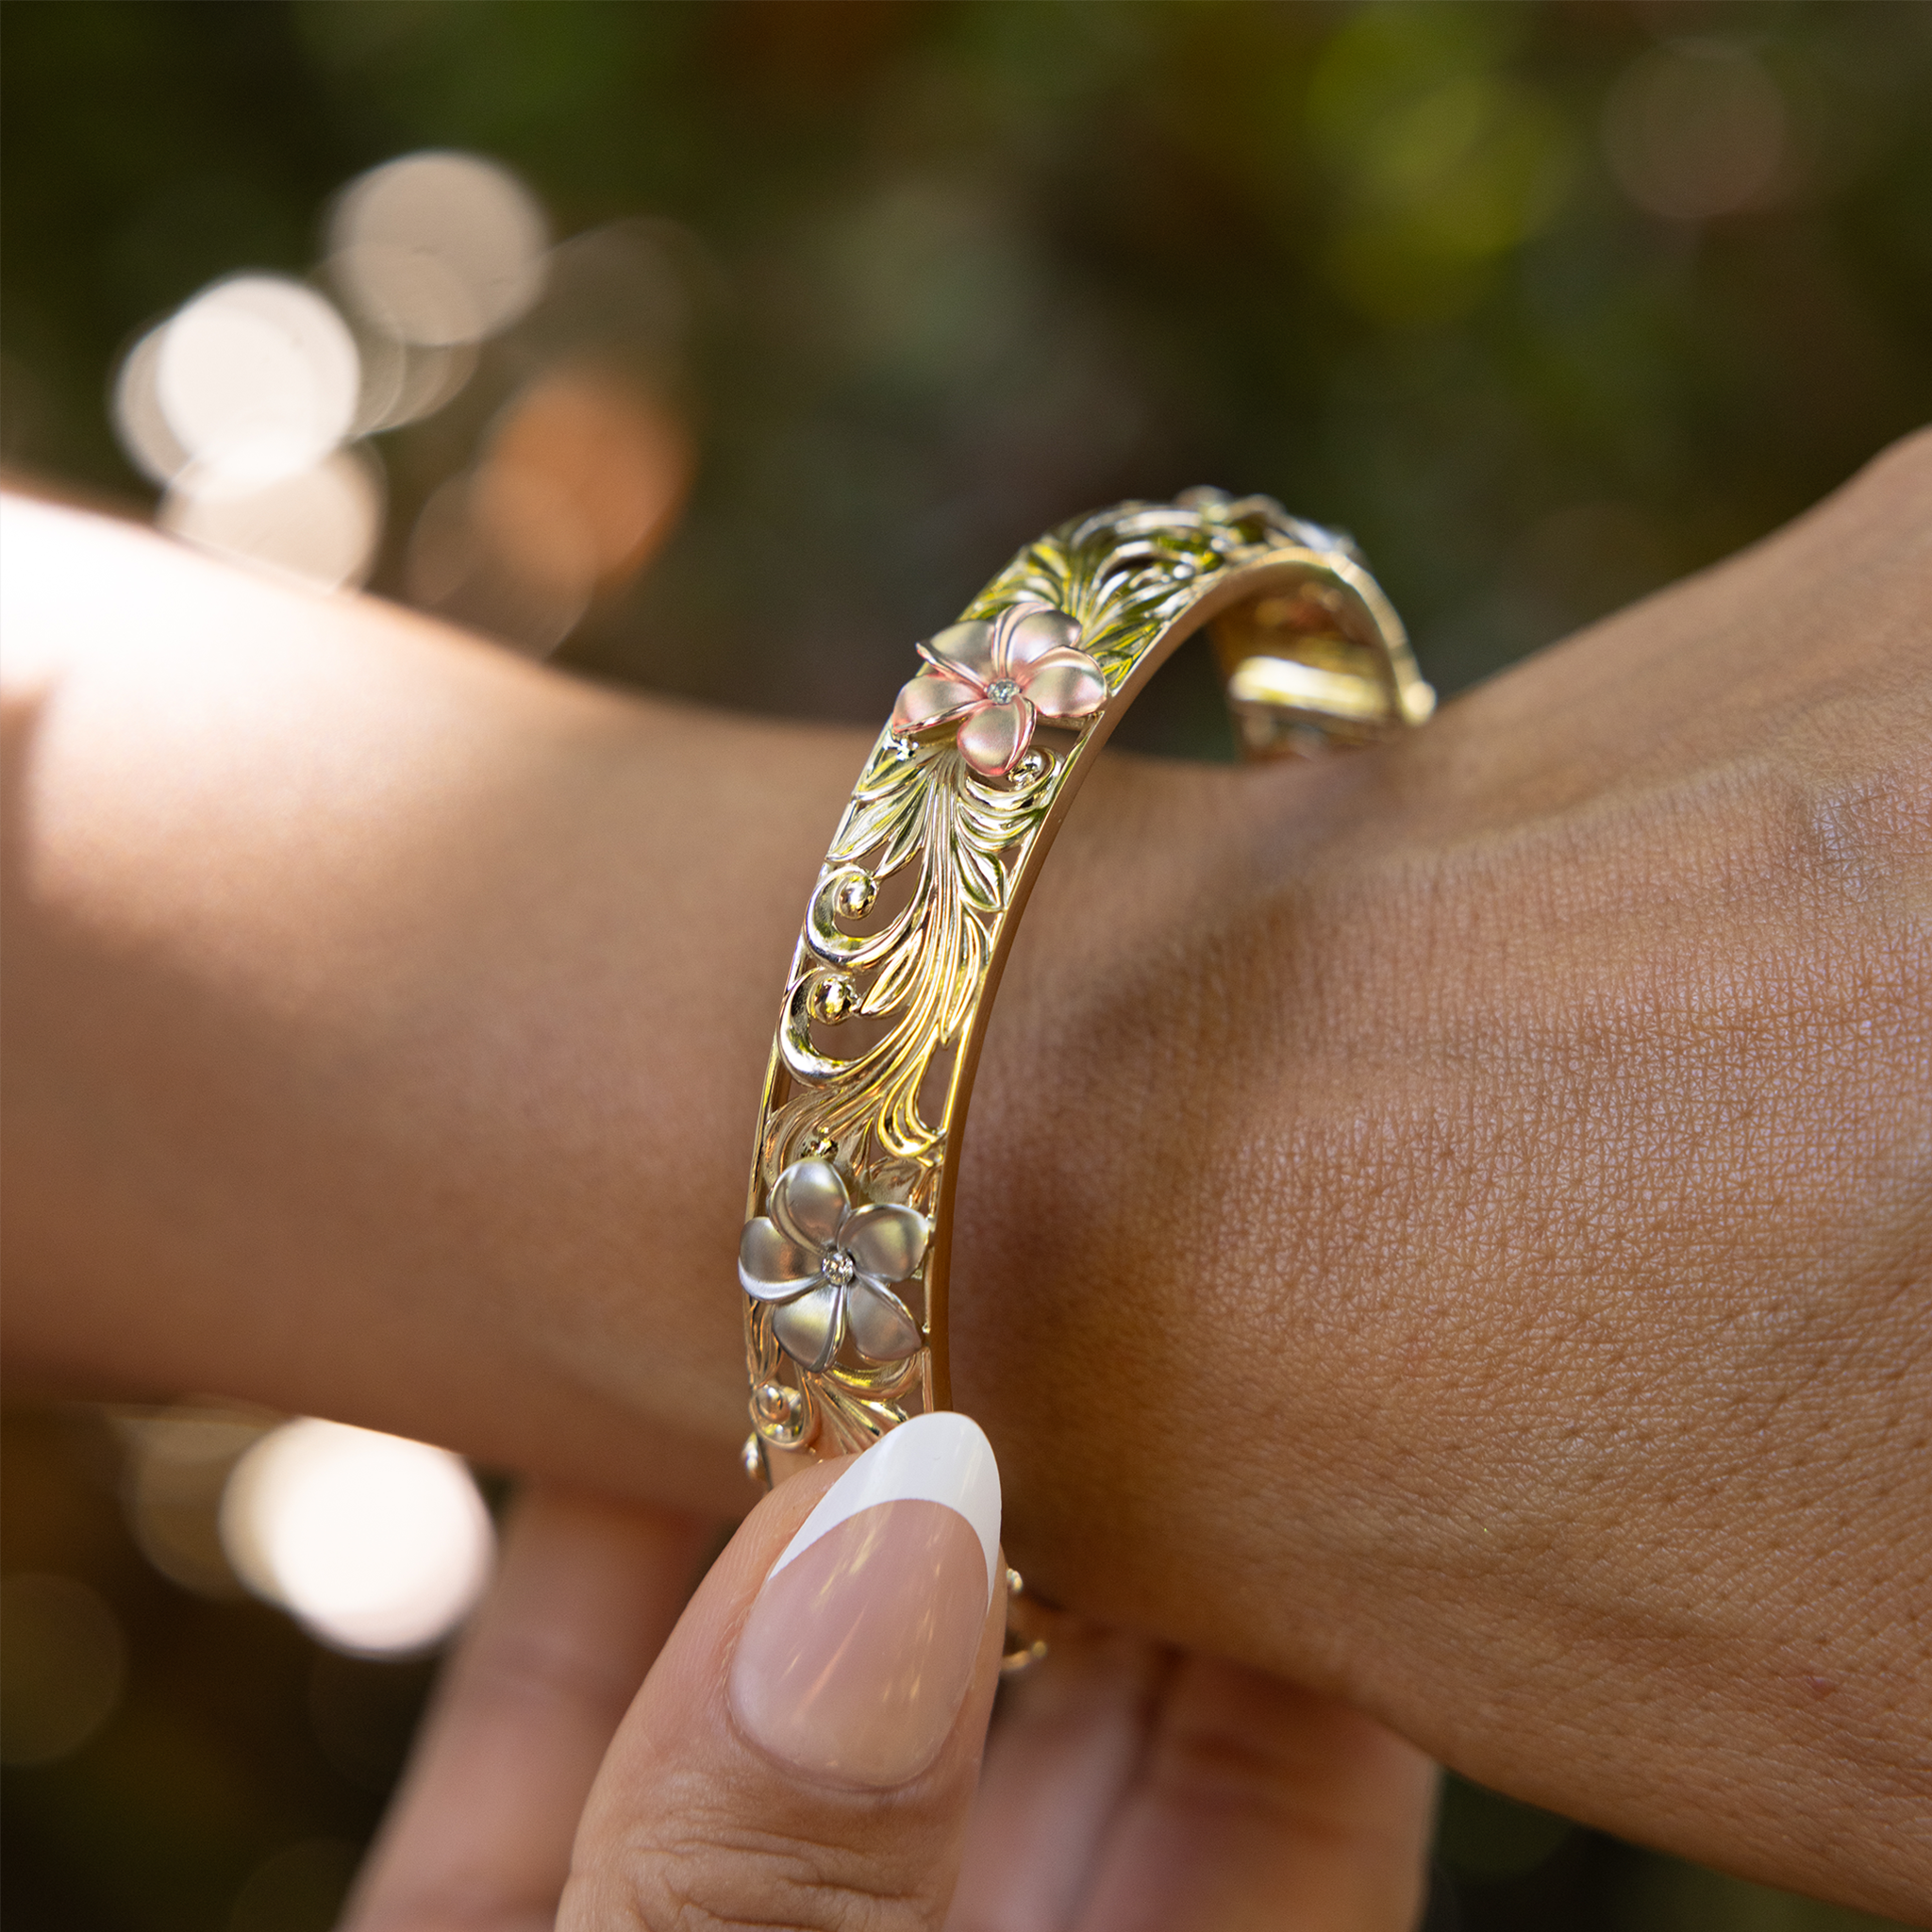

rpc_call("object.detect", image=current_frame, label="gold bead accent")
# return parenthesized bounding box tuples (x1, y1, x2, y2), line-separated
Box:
(751, 1379, 810, 1447)
(810, 976, 858, 1024)
(836, 874, 876, 920)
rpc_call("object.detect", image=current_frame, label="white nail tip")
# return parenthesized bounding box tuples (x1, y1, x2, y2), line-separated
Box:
(767, 1411, 1002, 1603)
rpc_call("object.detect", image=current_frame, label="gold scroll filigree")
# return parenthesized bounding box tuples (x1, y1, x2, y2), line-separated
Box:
(741, 489, 1431, 1474)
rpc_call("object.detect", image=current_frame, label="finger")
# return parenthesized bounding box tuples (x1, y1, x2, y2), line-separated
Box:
(1074, 1657, 1438, 1932)
(562, 1411, 1007, 1932)
(346, 1486, 715, 1932)
(945, 1629, 1173, 1930)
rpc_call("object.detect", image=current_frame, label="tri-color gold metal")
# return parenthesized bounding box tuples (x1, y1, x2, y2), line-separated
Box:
(739, 488, 1431, 1491)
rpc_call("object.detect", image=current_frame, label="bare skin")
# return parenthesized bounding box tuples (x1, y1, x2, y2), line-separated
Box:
(4, 432, 1928, 1916)
(343, 1480, 1434, 1932)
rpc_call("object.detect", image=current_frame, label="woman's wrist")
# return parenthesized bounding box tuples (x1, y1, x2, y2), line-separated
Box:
(955, 433, 1932, 1913)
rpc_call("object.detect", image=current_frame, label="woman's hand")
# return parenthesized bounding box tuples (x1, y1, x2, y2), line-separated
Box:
(345, 1421, 1434, 1932)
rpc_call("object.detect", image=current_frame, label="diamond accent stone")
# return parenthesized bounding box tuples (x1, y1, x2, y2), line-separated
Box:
(986, 677, 1020, 703)
(821, 1248, 857, 1288)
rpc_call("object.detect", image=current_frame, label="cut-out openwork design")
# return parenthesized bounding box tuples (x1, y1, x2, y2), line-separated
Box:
(739, 488, 1433, 1475)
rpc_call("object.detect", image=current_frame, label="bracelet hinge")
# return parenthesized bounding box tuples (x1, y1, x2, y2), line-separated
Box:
(1212, 604, 1435, 759)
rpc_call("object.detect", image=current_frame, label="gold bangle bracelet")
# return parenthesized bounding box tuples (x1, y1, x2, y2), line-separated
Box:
(737, 489, 1431, 1496)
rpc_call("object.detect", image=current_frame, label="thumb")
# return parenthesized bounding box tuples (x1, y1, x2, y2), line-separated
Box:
(561, 1411, 1007, 1931)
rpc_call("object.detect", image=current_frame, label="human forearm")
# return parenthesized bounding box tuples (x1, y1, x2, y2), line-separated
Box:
(1, 496, 858, 1509)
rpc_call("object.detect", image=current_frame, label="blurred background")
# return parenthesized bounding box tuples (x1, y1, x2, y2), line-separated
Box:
(2, 3, 1927, 1927)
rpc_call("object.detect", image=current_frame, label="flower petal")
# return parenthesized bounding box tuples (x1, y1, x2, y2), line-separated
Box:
(770, 1159, 849, 1250)
(841, 1202, 928, 1284)
(1017, 646, 1108, 721)
(957, 698, 1034, 778)
(771, 1282, 843, 1371)
(845, 1278, 922, 1362)
(918, 619, 997, 685)
(891, 670, 980, 735)
(1000, 605, 1083, 675)
(739, 1218, 823, 1301)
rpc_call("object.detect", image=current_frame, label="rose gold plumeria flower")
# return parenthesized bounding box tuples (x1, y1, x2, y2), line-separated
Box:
(740, 1158, 927, 1371)
(890, 600, 1108, 778)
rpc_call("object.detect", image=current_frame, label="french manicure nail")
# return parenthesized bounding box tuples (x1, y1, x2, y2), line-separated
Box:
(728, 1410, 1002, 1789)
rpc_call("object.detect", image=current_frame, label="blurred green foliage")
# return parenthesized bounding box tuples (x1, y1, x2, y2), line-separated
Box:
(5, 0, 1929, 725)
(3, 5, 1927, 1928)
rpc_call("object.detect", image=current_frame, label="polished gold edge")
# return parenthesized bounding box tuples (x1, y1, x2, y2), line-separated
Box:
(737, 490, 1430, 1483)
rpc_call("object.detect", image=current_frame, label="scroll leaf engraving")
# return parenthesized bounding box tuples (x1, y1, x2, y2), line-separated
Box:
(742, 490, 1412, 1455)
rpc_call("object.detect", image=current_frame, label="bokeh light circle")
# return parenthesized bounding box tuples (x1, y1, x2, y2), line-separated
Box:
(406, 466, 596, 657)
(109, 325, 191, 486)
(328, 150, 548, 346)
(349, 328, 478, 436)
(1602, 42, 1787, 222)
(155, 275, 361, 483)
(161, 447, 386, 592)
(219, 1419, 494, 1657)
(0, 1574, 127, 1766)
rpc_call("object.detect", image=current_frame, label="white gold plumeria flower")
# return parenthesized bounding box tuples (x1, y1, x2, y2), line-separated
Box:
(739, 1159, 928, 1371)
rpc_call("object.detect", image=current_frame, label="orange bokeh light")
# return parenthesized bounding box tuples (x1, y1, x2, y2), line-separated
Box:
(476, 367, 693, 594)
